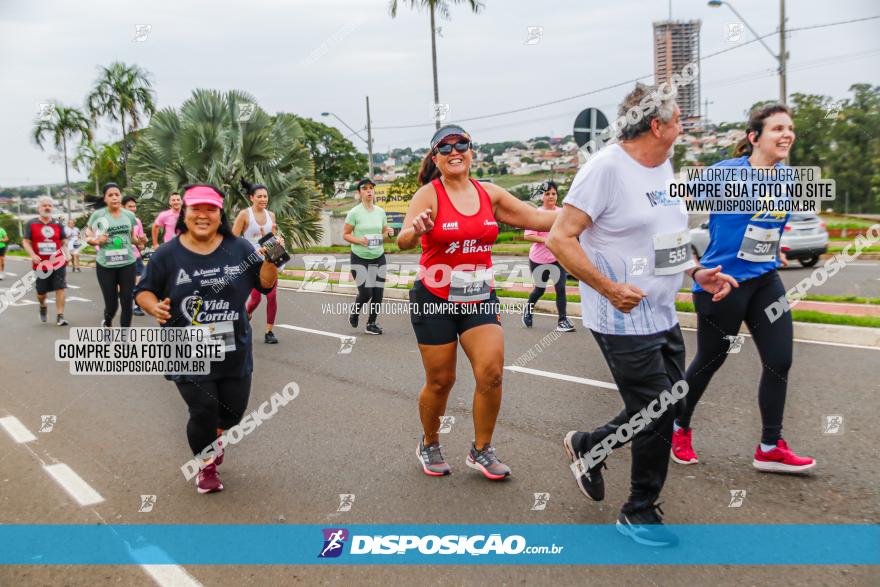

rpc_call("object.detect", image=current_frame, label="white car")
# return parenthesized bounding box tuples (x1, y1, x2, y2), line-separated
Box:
(690, 213, 829, 268)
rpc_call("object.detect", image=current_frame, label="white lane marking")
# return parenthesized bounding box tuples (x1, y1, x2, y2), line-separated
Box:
(505, 365, 617, 390)
(275, 323, 355, 341)
(140, 563, 203, 587)
(67, 284, 80, 289)
(0, 415, 37, 443)
(43, 463, 105, 506)
(678, 326, 879, 351)
(4, 271, 17, 276)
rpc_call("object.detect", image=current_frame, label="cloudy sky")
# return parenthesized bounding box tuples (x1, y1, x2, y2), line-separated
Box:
(1, 0, 877, 185)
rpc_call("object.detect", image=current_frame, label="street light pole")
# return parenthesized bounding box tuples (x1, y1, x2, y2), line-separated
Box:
(365, 96, 374, 180)
(709, 0, 787, 104)
(779, 0, 787, 104)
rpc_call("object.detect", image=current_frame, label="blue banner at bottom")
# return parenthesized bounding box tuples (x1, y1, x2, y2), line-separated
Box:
(0, 524, 876, 565)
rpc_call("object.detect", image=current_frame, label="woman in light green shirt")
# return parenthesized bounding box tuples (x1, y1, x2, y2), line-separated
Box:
(84, 183, 139, 327)
(343, 178, 393, 334)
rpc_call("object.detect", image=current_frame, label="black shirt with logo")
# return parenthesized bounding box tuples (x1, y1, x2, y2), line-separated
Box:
(135, 235, 273, 382)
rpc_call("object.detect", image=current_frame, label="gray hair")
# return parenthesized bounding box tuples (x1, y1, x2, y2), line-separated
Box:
(36, 195, 56, 207)
(617, 82, 678, 141)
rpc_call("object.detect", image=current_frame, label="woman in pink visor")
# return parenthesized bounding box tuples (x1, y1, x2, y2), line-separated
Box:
(135, 184, 282, 495)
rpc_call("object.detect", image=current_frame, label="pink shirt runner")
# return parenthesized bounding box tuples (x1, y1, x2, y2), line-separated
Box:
(525, 206, 561, 264)
(154, 209, 180, 243)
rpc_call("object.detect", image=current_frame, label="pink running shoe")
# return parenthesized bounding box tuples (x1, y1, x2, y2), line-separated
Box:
(197, 462, 224, 494)
(671, 427, 699, 465)
(753, 439, 816, 473)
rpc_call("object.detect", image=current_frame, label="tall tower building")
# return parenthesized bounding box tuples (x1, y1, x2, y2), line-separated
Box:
(653, 20, 701, 128)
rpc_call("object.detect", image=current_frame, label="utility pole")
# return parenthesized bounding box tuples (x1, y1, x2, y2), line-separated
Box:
(365, 96, 374, 180)
(779, 0, 787, 104)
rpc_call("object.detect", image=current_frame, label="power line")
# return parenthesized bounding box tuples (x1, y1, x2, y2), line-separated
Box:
(371, 15, 880, 131)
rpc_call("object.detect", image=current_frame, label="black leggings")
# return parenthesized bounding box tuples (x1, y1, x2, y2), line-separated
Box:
(96, 263, 136, 327)
(350, 252, 386, 324)
(175, 375, 252, 455)
(527, 260, 568, 319)
(676, 270, 793, 445)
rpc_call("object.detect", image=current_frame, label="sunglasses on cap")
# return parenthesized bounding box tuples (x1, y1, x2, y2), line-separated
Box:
(433, 140, 472, 156)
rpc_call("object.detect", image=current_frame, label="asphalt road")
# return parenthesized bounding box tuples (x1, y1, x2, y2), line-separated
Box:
(289, 253, 880, 298)
(0, 255, 877, 586)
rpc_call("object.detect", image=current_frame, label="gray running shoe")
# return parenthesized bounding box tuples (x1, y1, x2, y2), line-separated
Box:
(417, 437, 451, 476)
(466, 443, 511, 480)
(556, 318, 576, 332)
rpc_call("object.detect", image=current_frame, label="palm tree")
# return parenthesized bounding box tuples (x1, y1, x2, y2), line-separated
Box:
(32, 103, 93, 222)
(87, 62, 157, 184)
(128, 89, 323, 246)
(74, 141, 125, 198)
(389, 0, 483, 130)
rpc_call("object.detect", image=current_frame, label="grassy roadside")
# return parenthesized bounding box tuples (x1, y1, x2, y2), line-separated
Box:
(280, 275, 879, 328)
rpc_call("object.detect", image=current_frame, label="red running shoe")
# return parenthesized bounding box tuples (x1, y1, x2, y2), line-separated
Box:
(671, 427, 699, 465)
(753, 439, 816, 473)
(197, 462, 224, 494)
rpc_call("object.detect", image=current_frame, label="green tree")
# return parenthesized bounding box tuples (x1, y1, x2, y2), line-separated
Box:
(75, 142, 125, 198)
(87, 62, 157, 184)
(128, 89, 323, 246)
(476, 167, 484, 178)
(389, 0, 483, 130)
(672, 143, 687, 171)
(32, 102, 93, 222)
(0, 214, 21, 245)
(295, 117, 368, 198)
(827, 84, 880, 212)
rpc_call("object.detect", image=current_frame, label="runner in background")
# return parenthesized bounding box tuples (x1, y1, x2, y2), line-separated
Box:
(0, 223, 8, 279)
(343, 178, 393, 335)
(548, 84, 736, 546)
(233, 178, 281, 344)
(65, 219, 82, 273)
(398, 124, 557, 480)
(122, 196, 149, 316)
(152, 192, 182, 248)
(522, 181, 575, 332)
(21, 196, 68, 325)
(671, 104, 816, 474)
(85, 183, 138, 327)
(135, 184, 281, 494)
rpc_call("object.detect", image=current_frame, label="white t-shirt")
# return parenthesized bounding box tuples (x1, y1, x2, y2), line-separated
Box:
(565, 144, 690, 335)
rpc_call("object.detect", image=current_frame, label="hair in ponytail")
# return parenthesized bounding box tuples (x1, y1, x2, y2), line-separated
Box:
(240, 177, 267, 197)
(418, 151, 441, 186)
(733, 103, 791, 157)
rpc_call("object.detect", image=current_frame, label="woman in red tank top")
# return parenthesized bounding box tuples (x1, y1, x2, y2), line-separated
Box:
(398, 125, 558, 480)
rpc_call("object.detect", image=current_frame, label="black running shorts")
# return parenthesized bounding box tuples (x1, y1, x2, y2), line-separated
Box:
(409, 279, 502, 345)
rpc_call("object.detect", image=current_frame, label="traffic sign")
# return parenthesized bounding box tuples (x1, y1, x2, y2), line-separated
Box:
(573, 108, 609, 148)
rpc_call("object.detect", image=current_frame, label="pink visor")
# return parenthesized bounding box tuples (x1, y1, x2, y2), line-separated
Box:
(183, 186, 224, 208)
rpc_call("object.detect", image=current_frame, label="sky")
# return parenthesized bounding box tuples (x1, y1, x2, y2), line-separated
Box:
(1, 0, 877, 186)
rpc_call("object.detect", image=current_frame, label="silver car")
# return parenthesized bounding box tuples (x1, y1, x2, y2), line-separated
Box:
(690, 213, 829, 268)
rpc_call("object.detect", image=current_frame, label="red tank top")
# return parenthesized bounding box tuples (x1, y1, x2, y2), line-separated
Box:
(419, 178, 499, 301)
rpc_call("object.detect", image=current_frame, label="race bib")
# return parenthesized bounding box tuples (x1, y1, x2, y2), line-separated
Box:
(37, 241, 57, 256)
(738, 225, 780, 263)
(448, 269, 492, 302)
(203, 321, 236, 353)
(104, 248, 131, 266)
(652, 230, 694, 276)
(365, 234, 383, 248)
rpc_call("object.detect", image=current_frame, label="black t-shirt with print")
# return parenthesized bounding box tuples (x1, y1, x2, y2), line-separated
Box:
(135, 235, 273, 382)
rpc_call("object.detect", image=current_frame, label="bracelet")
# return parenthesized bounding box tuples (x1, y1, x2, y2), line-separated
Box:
(690, 267, 704, 280)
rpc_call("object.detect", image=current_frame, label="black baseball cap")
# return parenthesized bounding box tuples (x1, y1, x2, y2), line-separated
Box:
(356, 178, 376, 190)
(430, 124, 471, 150)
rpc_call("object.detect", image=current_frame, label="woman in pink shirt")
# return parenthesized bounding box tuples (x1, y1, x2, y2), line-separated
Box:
(123, 196, 149, 316)
(523, 181, 574, 332)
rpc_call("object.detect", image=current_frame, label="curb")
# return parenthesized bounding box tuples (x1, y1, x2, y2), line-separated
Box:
(278, 279, 880, 349)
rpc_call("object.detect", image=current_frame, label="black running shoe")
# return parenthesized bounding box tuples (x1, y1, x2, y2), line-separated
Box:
(365, 323, 382, 335)
(265, 331, 279, 344)
(522, 304, 533, 328)
(39, 305, 48, 323)
(132, 306, 145, 317)
(563, 430, 605, 501)
(349, 313, 359, 328)
(556, 318, 576, 332)
(616, 503, 678, 547)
